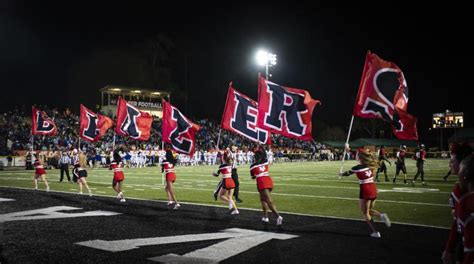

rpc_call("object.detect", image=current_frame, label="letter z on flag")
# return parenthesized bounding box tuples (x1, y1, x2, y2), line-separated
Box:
(115, 97, 153, 141)
(31, 106, 57, 136)
(353, 51, 418, 140)
(162, 99, 201, 155)
(221, 84, 271, 145)
(257, 76, 320, 141)
(79, 104, 113, 142)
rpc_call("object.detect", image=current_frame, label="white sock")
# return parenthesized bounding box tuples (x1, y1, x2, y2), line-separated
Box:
(229, 201, 233, 209)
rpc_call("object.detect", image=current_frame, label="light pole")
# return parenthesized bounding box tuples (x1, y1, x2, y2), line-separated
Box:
(256, 50, 277, 80)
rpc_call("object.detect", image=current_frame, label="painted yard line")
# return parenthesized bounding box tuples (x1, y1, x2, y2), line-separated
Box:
(0, 178, 450, 205)
(0, 186, 449, 230)
(134, 189, 145, 191)
(172, 186, 449, 207)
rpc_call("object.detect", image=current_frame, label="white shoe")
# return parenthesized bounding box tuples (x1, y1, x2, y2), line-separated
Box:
(370, 231, 381, 238)
(276, 216, 283, 225)
(230, 209, 239, 215)
(167, 201, 174, 206)
(46, 187, 50, 192)
(173, 203, 181, 210)
(381, 213, 391, 227)
(261, 217, 269, 223)
(120, 198, 126, 203)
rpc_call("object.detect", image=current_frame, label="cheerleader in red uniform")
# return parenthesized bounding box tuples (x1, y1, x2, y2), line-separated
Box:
(457, 154, 474, 264)
(33, 154, 50, 192)
(442, 143, 472, 264)
(250, 147, 282, 225)
(212, 155, 238, 214)
(162, 149, 180, 209)
(110, 152, 126, 202)
(73, 161, 92, 196)
(339, 147, 391, 238)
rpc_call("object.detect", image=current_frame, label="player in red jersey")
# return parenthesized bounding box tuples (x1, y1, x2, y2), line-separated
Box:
(250, 146, 282, 225)
(162, 149, 180, 209)
(213, 155, 238, 215)
(340, 147, 391, 238)
(72, 161, 92, 196)
(33, 153, 50, 192)
(110, 152, 126, 202)
(442, 143, 473, 264)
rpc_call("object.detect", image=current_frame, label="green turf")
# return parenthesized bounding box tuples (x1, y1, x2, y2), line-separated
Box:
(0, 159, 455, 228)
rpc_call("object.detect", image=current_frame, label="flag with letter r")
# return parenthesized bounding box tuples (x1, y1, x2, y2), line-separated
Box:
(257, 75, 320, 141)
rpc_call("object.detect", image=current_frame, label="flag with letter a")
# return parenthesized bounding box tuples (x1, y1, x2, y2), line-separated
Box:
(115, 97, 153, 141)
(353, 51, 418, 140)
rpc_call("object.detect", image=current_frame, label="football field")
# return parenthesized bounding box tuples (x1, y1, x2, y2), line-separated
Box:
(0, 159, 453, 228)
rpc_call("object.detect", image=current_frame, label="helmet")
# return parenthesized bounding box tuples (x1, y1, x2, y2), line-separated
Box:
(400, 145, 407, 150)
(420, 144, 425, 149)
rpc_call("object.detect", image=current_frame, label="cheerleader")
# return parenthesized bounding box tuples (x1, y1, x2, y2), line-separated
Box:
(33, 154, 50, 192)
(212, 155, 238, 215)
(162, 149, 180, 209)
(250, 146, 282, 225)
(339, 147, 391, 238)
(73, 161, 92, 196)
(110, 152, 126, 202)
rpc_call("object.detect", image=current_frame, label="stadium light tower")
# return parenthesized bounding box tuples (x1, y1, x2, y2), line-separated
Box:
(256, 50, 277, 80)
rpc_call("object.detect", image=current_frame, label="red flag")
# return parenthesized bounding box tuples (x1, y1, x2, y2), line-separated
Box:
(79, 104, 113, 142)
(31, 106, 57, 136)
(162, 99, 201, 155)
(257, 75, 320, 141)
(353, 51, 418, 140)
(115, 97, 153, 140)
(221, 84, 271, 144)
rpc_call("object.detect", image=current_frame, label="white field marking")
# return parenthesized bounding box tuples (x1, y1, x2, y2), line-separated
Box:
(95, 191, 106, 194)
(173, 186, 449, 207)
(0, 198, 15, 202)
(0, 206, 120, 223)
(0, 171, 454, 189)
(0, 177, 450, 204)
(134, 189, 145, 191)
(378, 188, 440, 194)
(69, 189, 77, 191)
(0, 186, 448, 230)
(77, 228, 297, 263)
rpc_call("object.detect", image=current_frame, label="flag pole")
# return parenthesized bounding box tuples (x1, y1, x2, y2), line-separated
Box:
(161, 138, 165, 186)
(339, 115, 354, 176)
(112, 132, 116, 151)
(339, 51, 370, 177)
(216, 129, 222, 150)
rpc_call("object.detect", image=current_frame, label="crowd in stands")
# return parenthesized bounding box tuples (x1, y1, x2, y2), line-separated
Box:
(0, 107, 344, 165)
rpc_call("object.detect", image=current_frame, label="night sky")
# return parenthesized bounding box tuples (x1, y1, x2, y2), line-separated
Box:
(1, 2, 471, 142)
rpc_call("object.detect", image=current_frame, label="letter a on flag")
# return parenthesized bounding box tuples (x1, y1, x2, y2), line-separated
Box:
(115, 97, 153, 141)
